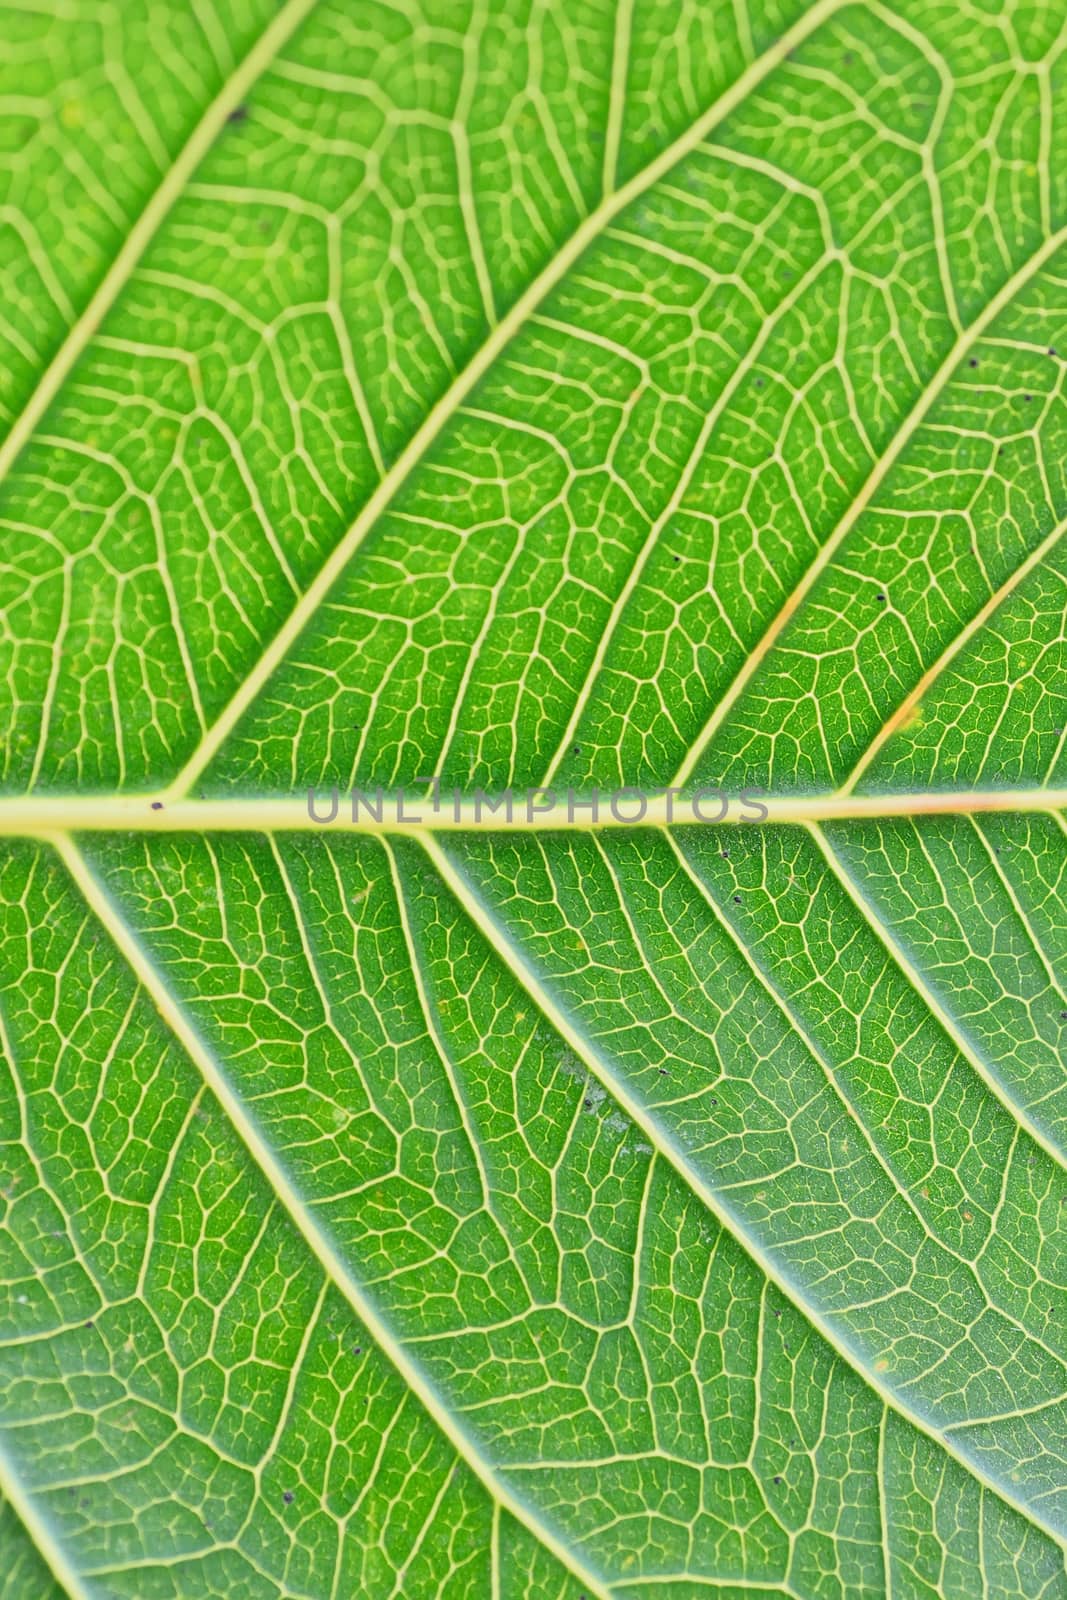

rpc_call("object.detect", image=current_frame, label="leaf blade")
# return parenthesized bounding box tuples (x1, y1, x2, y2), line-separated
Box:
(2, 0, 1066, 1591)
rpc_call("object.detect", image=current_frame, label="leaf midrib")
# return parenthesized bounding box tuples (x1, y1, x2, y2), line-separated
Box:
(0, 787, 1064, 837)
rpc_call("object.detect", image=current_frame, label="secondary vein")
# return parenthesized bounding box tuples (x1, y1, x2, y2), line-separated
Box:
(48, 832, 613, 1600)
(416, 829, 1067, 1554)
(164, 0, 853, 798)
(0, 0, 319, 491)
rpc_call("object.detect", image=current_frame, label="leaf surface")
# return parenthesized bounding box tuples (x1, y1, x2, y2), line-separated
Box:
(0, 1, 1065, 1595)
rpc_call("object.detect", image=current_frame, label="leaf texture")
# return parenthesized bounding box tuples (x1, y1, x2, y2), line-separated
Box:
(0, 0, 1065, 1596)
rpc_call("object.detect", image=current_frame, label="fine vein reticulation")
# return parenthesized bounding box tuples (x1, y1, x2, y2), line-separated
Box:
(0, 1, 1065, 1597)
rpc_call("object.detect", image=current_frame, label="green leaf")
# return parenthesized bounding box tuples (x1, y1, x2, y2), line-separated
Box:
(1, 0, 1065, 1596)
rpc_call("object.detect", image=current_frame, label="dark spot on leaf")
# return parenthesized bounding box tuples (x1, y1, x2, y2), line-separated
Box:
(228, 105, 249, 123)
(283, 1491, 294, 1504)
(733, 895, 741, 903)
(151, 801, 163, 810)
(968, 358, 978, 367)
